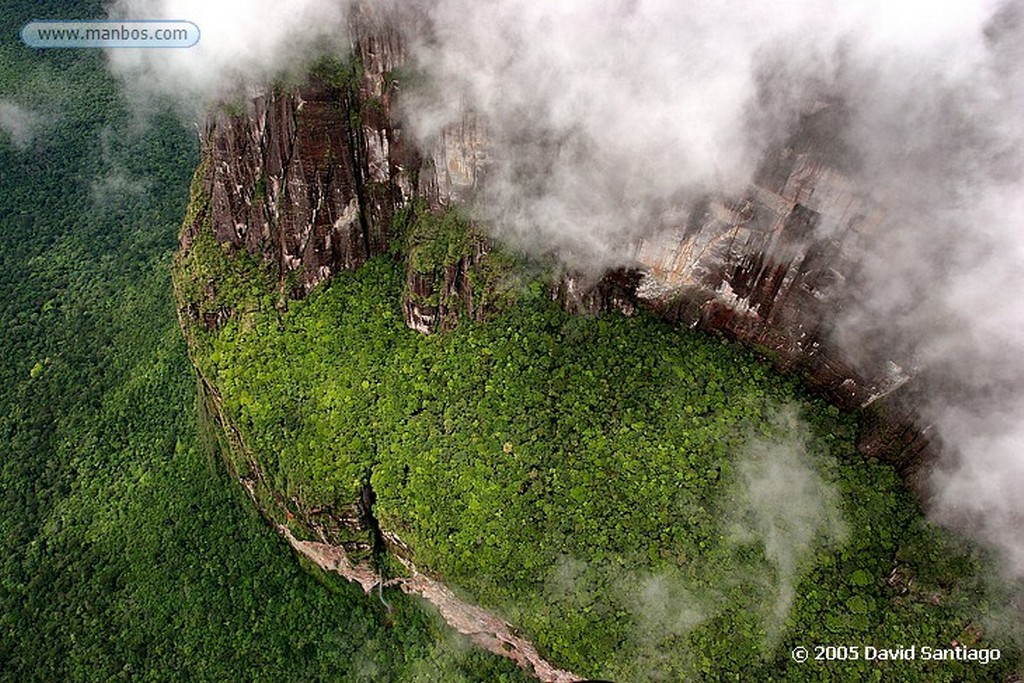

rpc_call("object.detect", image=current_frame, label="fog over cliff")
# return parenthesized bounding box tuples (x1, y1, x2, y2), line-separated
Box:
(104, 0, 1024, 580)
(105, 0, 351, 111)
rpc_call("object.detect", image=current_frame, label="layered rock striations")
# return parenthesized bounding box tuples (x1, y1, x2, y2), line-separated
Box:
(186, 4, 502, 330)
(632, 105, 929, 474)
(195, 75, 391, 297)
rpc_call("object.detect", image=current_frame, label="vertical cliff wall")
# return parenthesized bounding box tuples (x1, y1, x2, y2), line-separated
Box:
(194, 75, 390, 297)
(632, 104, 931, 475)
(184, 3, 504, 334)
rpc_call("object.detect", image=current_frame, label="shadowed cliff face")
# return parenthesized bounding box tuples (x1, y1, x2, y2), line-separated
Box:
(197, 79, 393, 296)
(185, 3, 419, 296)
(188, 6, 497, 327)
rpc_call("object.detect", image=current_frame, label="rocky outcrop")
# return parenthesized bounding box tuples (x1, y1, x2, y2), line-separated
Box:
(187, 3, 499, 329)
(636, 106, 884, 403)
(199, 82, 372, 296)
(551, 267, 643, 318)
(185, 2, 416, 298)
(399, 204, 525, 333)
(403, 238, 490, 333)
(279, 522, 582, 683)
(632, 104, 930, 471)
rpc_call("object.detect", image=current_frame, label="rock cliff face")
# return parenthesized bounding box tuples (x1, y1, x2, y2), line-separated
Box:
(631, 105, 931, 475)
(187, 3, 503, 331)
(183, 3, 412, 297)
(199, 82, 374, 297)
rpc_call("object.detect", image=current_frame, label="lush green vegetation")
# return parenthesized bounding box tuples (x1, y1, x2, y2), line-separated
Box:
(0, 2, 530, 681)
(181, 226, 1019, 681)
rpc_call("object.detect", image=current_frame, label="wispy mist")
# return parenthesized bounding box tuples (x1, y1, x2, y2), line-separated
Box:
(537, 412, 843, 677)
(401, 1, 1007, 265)
(826, 2, 1024, 577)
(403, 0, 810, 262)
(402, 0, 1024, 579)
(729, 406, 846, 642)
(0, 100, 41, 150)
(104, 0, 353, 111)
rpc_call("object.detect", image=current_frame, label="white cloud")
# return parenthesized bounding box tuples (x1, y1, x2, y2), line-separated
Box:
(0, 100, 41, 150)
(104, 0, 353, 108)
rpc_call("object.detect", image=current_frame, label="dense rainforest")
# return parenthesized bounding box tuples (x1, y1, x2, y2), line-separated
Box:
(0, 1, 529, 680)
